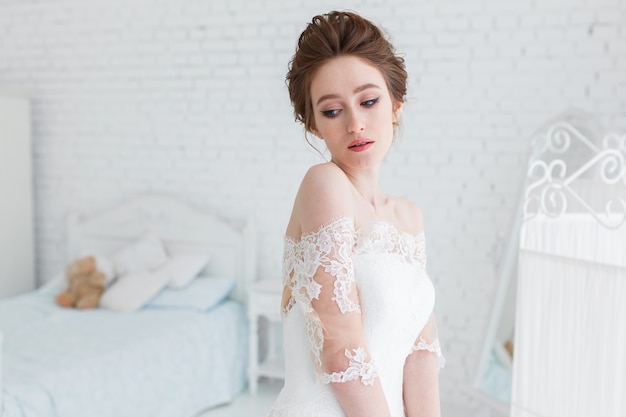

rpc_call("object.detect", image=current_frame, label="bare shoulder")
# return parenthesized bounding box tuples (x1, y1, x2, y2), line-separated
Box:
(289, 163, 354, 235)
(301, 162, 350, 188)
(392, 196, 425, 235)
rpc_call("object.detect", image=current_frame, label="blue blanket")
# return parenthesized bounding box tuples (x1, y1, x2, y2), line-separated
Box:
(1, 287, 248, 417)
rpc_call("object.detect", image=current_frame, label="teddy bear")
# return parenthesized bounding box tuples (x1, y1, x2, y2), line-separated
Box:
(55, 255, 106, 309)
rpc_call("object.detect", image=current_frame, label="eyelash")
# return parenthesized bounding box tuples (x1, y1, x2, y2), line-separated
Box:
(321, 97, 380, 118)
(362, 97, 379, 107)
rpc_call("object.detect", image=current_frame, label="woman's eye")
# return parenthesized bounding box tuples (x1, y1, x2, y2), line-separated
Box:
(321, 109, 341, 117)
(362, 97, 379, 107)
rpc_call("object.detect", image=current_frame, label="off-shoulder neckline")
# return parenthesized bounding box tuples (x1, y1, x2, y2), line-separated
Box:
(285, 216, 425, 244)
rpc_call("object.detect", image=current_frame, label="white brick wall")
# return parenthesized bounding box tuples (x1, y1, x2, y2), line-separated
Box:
(1, 0, 625, 411)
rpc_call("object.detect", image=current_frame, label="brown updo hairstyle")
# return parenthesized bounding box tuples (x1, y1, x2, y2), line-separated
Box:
(286, 11, 408, 133)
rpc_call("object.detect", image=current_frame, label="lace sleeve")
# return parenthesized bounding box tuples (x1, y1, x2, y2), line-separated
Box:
(404, 316, 443, 417)
(283, 217, 378, 386)
(405, 232, 444, 367)
(408, 314, 445, 369)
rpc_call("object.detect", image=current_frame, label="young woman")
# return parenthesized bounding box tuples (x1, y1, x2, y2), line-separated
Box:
(267, 11, 444, 417)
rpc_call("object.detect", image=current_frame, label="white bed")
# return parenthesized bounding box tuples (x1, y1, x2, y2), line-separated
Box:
(0, 194, 256, 417)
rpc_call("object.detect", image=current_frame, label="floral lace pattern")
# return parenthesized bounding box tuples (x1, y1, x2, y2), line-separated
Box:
(409, 337, 446, 369)
(320, 347, 378, 385)
(283, 217, 359, 316)
(283, 218, 359, 371)
(282, 217, 430, 383)
(354, 221, 427, 269)
(283, 219, 427, 315)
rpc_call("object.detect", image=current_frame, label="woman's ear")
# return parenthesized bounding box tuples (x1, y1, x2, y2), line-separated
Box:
(392, 101, 403, 123)
(311, 128, 323, 140)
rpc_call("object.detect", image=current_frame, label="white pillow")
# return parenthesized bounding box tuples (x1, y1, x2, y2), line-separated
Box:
(155, 253, 211, 288)
(94, 255, 115, 284)
(111, 233, 168, 277)
(145, 276, 235, 311)
(100, 270, 170, 313)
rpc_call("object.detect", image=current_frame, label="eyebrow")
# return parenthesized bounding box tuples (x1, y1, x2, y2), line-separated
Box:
(315, 83, 382, 106)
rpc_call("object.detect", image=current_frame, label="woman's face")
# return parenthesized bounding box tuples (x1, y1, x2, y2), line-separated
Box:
(309, 55, 401, 171)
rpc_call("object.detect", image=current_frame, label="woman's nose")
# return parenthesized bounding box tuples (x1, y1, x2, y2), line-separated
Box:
(346, 109, 365, 133)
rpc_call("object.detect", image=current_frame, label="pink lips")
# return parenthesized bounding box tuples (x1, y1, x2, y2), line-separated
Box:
(348, 139, 374, 152)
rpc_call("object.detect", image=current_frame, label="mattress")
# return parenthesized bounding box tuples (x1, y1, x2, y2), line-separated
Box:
(0, 286, 248, 417)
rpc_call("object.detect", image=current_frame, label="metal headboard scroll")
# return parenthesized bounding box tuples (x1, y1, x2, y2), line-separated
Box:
(523, 121, 626, 229)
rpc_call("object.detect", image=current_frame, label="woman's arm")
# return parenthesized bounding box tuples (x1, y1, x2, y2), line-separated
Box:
(403, 344, 442, 417)
(403, 315, 444, 417)
(400, 203, 443, 417)
(293, 163, 392, 417)
(312, 264, 392, 416)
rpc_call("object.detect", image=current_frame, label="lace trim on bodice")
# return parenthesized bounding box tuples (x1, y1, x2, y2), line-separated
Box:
(282, 217, 427, 316)
(283, 218, 427, 304)
(353, 221, 427, 269)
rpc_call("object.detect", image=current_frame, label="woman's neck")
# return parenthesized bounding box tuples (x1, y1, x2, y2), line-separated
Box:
(333, 161, 384, 211)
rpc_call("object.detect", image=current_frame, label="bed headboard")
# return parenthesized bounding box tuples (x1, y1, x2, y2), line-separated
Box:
(64, 194, 256, 304)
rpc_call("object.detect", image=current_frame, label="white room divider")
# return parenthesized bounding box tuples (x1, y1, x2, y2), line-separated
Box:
(511, 120, 626, 417)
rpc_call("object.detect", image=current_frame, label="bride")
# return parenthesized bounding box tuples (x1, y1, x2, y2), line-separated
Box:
(267, 11, 445, 417)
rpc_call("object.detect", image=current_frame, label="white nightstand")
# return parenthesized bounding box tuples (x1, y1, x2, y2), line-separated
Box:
(247, 279, 284, 395)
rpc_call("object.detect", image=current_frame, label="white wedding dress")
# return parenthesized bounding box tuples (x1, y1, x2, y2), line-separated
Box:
(267, 217, 444, 417)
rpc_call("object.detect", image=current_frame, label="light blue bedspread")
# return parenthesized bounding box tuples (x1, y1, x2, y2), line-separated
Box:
(0, 287, 248, 417)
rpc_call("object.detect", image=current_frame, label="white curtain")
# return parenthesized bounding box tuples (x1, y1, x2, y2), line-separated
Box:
(511, 214, 626, 417)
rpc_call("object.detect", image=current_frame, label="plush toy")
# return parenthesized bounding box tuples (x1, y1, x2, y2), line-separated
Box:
(55, 255, 106, 309)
